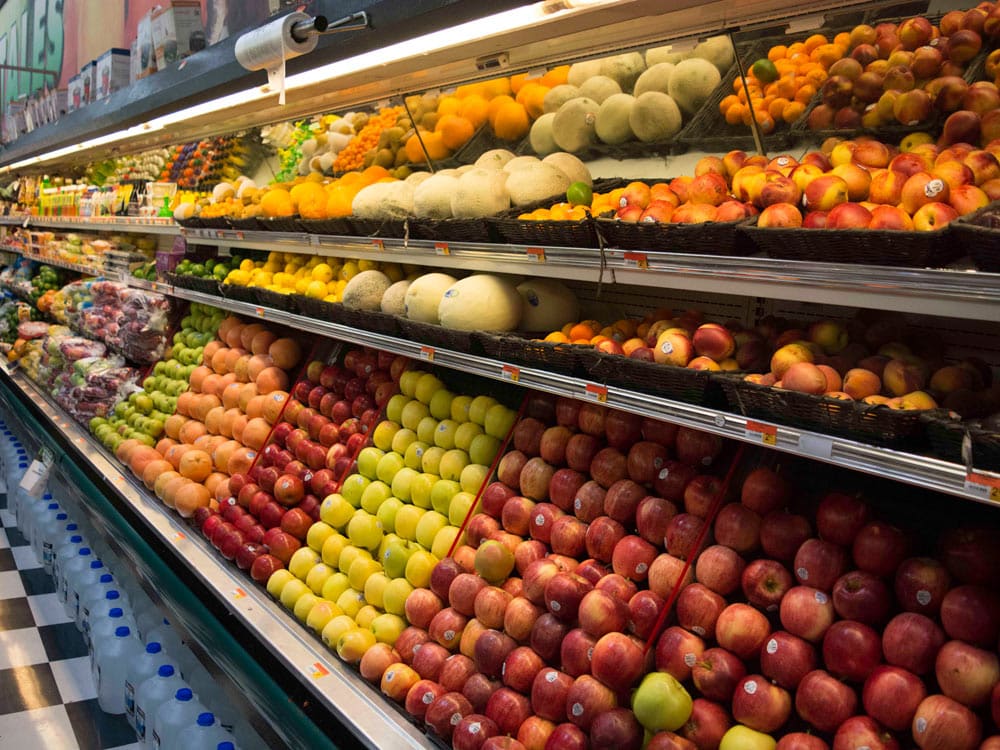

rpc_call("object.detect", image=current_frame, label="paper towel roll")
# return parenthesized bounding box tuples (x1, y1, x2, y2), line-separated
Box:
(235, 12, 319, 104)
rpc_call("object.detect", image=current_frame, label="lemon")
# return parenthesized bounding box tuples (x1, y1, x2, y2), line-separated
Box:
(239, 259, 255, 272)
(295, 278, 310, 294)
(340, 261, 360, 281)
(383, 263, 404, 282)
(306, 280, 328, 299)
(312, 263, 334, 283)
(358, 259, 378, 271)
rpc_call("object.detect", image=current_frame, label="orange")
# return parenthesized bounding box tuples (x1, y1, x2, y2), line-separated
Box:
(415, 130, 452, 162)
(487, 95, 516, 127)
(834, 32, 851, 49)
(179, 449, 213, 482)
(768, 45, 788, 61)
(509, 73, 535, 94)
(540, 66, 570, 87)
(803, 33, 828, 52)
(437, 96, 462, 116)
(360, 165, 391, 184)
(720, 94, 740, 113)
(782, 100, 806, 124)
(295, 182, 329, 220)
(516, 82, 549, 120)
(569, 323, 595, 341)
(457, 95, 490, 128)
(492, 101, 530, 140)
(544, 331, 570, 343)
(435, 114, 475, 150)
(768, 97, 790, 121)
(326, 184, 360, 217)
(260, 189, 294, 218)
(479, 77, 512, 99)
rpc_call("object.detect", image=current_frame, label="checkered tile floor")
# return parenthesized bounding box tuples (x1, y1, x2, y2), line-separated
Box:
(0, 495, 139, 750)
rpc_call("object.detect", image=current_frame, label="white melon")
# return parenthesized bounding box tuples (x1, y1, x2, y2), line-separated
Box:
(352, 181, 415, 219)
(451, 168, 510, 218)
(567, 59, 603, 87)
(542, 152, 592, 187)
(633, 63, 676, 96)
(595, 93, 636, 145)
(694, 35, 735, 73)
(505, 162, 572, 206)
(404, 273, 459, 323)
(413, 173, 460, 219)
(668, 57, 722, 115)
(645, 45, 689, 67)
(438, 275, 523, 332)
(381, 280, 411, 316)
(543, 85, 582, 114)
(475, 149, 517, 170)
(578, 76, 622, 104)
(552, 97, 600, 154)
(629, 92, 683, 142)
(502, 156, 542, 173)
(342, 270, 392, 311)
(529, 113, 559, 156)
(516, 279, 580, 332)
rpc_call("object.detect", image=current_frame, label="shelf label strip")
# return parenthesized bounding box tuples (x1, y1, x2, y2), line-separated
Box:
(965, 472, 1000, 502)
(435, 242, 450, 256)
(746, 419, 778, 446)
(623, 251, 648, 269)
(419, 346, 435, 362)
(526, 247, 545, 263)
(584, 383, 608, 403)
(501, 364, 520, 383)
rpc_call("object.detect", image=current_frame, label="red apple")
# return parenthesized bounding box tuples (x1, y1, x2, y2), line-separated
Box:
(529, 503, 563, 545)
(911, 694, 982, 750)
(676, 583, 727, 641)
(450, 573, 489, 617)
(822, 619, 883, 682)
(882, 612, 946, 675)
(497, 452, 528, 490)
(550, 516, 588, 559)
(565, 675, 617, 731)
(939, 527, 1000, 586)
(635, 495, 678, 547)
(544, 573, 592, 622)
(628, 590, 665, 640)
(694, 544, 745, 597)
(531, 667, 573, 723)
(895, 557, 951, 615)
(731, 674, 792, 733)
(481, 482, 516, 519)
(612, 535, 658, 582)
(429, 607, 468, 651)
(653, 460, 698, 502)
(484, 688, 532, 738)
(565, 433, 602, 473)
(760, 630, 817, 690)
(544, 724, 587, 750)
(740, 466, 791, 515)
(591, 632, 646, 691)
(406, 589, 445, 631)
(648, 553, 695, 601)
(627, 441, 669, 484)
(453, 714, 500, 750)
(431, 559, 465, 601)
(935, 639, 1000, 708)
(529, 613, 569, 664)
(691, 647, 747, 703)
(716, 604, 771, 659)
(426, 691, 474, 739)
(760, 512, 813, 563)
(548, 469, 586, 513)
(832, 716, 899, 750)
(665, 513, 711, 560)
(863, 665, 927, 731)
(584, 515, 625, 563)
(780, 586, 835, 642)
(502, 646, 546, 694)
(684, 475, 723, 518)
(560, 627, 597, 678)
(539, 426, 573, 466)
(940, 584, 1000, 646)
(578, 589, 628, 638)
(816, 492, 870, 546)
(404, 679, 447, 721)
(852, 522, 909, 578)
(794, 538, 848, 592)
(742, 559, 794, 612)
(795, 669, 858, 733)
(714, 504, 761, 554)
(590, 707, 643, 750)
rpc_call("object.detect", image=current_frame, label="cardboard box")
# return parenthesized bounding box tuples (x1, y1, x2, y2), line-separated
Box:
(136, 10, 156, 79)
(67, 75, 84, 112)
(96, 49, 130, 99)
(151, 2, 204, 69)
(80, 60, 97, 104)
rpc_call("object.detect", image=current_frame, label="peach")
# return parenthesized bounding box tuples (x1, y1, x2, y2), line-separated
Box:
(843, 368, 882, 400)
(650, 183, 680, 207)
(804, 175, 850, 211)
(862, 395, 892, 406)
(731, 166, 764, 203)
(802, 210, 828, 228)
(692, 323, 736, 361)
(900, 172, 949, 215)
(912, 201, 958, 230)
(831, 164, 873, 201)
(790, 164, 824, 194)
(929, 365, 976, 396)
(722, 150, 748, 179)
(931, 161, 975, 192)
(716, 200, 750, 222)
(669, 176, 693, 203)
(671, 203, 719, 223)
(687, 356, 722, 371)
(980, 177, 1000, 199)
(982, 110, 1000, 147)
(898, 17, 934, 50)
(892, 89, 932, 126)
(949, 28, 983, 64)
(654, 331, 694, 367)
(766, 155, 799, 175)
(801, 151, 832, 171)
(926, 76, 969, 114)
(852, 140, 891, 169)
(868, 205, 914, 230)
(911, 45, 943, 79)
(816, 365, 843, 392)
(757, 203, 803, 228)
(770, 343, 814, 380)
(889, 151, 933, 178)
(899, 390, 939, 410)
(941, 10, 965, 35)
(849, 24, 878, 47)
(949, 184, 990, 215)
(883, 358, 929, 397)
(783, 362, 829, 395)
(695, 156, 727, 177)
(829, 141, 857, 167)
(758, 174, 802, 208)
(963, 149, 1000, 184)
(854, 72, 886, 106)
(826, 202, 873, 229)
(808, 320, 849, 355)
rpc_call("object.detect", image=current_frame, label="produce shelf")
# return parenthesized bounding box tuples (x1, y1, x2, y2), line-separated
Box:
(1, 243, 106, 276)
(158, 283, 1000, 507)
(0, 364, 432, 750)
(0, 215, 180, 234)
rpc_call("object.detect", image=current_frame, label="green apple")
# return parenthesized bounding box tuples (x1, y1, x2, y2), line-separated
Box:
(414, 373, 445, 405)
(401, 400, 431, 431)
(419, 445, 445, 475)
(403, 440, 429, 470)
(469, 434, 502, 466)
(468, 395, 499, 425)
(371, 420, 401, 451)
(454, 421, 484, 452)
(266, 570, 295, 599)
(307, 522, 336, 552)
(416, 416, 440, 445)
(321, 533, 349, 567)
(432, 525, 462, 559)
(390, 467, 418, 502)
(320, 494, 356, 529)
(376, 497, 403, 532)
(289, 547, 322, 580)
(347, 510, 384, 551)
(305, 563, 335, 595)
(391, 428, 418, 457)
(632, 672, 693, 733)
(383, 578, 416, 617)
(460, 464, 490, 495)
(398, 370, 423, 398)
(447, 491, 476, 527)
(323, 612, 360, 644)
(305, 600, 341, 633)
(356, 447, 385, 480)
(377, 532, 403, 562)
(485, 404, 518, 439)
(335, 588, 367, 618)
(433, 419, 460, 450)
(376, 452, 406, 485)
(363, 572, 391, 609)
(292, 592, 319, 622)
(279, 579, 311, 610)
(394, 505, 426, 541)
(719, 727, 776, 750)
(337, 545, 372, 575)
(360, 480, 393, 514)
(320, 571, 351, 602)
(410, 474, 437, 509)
(403, 551, 437, 591)
(386, 394, 410, 423)
(415, 510, 449, 550)
(371, 613, 406, 646)
(341, 474, 371, 507)
(439, 449, 470, 481)
(428, 389, 454, 420)
(430, 479, 462, 516)
(451, 395, 473, 423)
(347, 556, 383, 591)
(381, 539, 415, 580)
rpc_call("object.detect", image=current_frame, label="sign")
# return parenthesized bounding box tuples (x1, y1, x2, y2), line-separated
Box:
(965, 472, 1000, 503)
(746, 419, 777, 446)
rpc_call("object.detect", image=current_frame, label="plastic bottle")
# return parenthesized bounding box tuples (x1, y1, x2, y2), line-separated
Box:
(95, 625, 143, 714)
(146, 618, 184, 659)
(134, 595, 163, 642)
(29, 499, 60, 558)
(90, 607, 138, 667)
(60, 547, 93, 616)
(125, 642, 171, 728)
(39, 511, 69, 573)
(72, 560, 106, 629)
(53, 533, 85, 597)
(152, 688, 205, 750)
(8, 460, 28, 518)
(186, 663, 237, 733)
(25, 497, 58, 551)
(134, 665, 186, 745)
(80, 573, 116, 638)
(85, 589, 128, 646)
(172, 712, 233, 750)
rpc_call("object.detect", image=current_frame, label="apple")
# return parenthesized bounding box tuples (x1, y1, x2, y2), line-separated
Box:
(760, 512, 813, 563)
(531, 667, 573, 723)
(497, 451, 528, 489)
(793, 538, 848, 592)
(938, 527, 1000, 586)
(760, 630, 817, 690)
(522, 560, 560, 605)
(647, 731, 697, 750)
(404, 679, 446, 721)
(431, 558, 465, 601)
(666, 514, 710, 560)
(714, 504, 761, 554)
(628, 590, 665, 640)
(832, 716, 899, 750)
(565, 674, 617, 731)
(683, 475, 722, 518)
(578, 403, 608, 436)
(550, 516, 588, 558)
(585, 515, 626, 563)
(480, 482, 516, 519)
(680, 698, 731, 750)
(816, 492, 870, 546)
(676, 583, 726, 640)
(895, 557, 951, 615)
(935, 640, 1000, 708)
(612, 535, 658, 582)
(411, 641, 450, 681)
(485, 687, 532, 738)
(822, 619, 882, 682)
(405, 589, 445, 631)
(426, 691, 474, 740)
(529, 613, 569, 664)
(543, 723, 588, 750)
(548, 469, 586, 513)
(560, 627, 598, 678)
(882, 612, 946, 675)
(450, 573, 489, 616)
(863, 665, 927, 732)
(529, 503, 563, 545)
(715, 604, 770, 660)
(911, 694, 983, 750)
(578, 589, 629, 638)
(940, 584, 1000, 646)
(731, 675, 792, 733)
(694, 544, 745, 597)
(502, 646, 545, 694)
(590, 707, 643, 750)
(852, 522, 910, 577)
(691, 647, 747, 703)
(564, 434, 600, 475)
(648, 553, 695, 601)
(653, 461, 698, 503)
(503, 597, 543, 644)
(604, 479, 646, 525)
(634, 496, 678, 548)
(780, 586, 835, 642)
(429, 607, 469, 651)
(675, 428, 722, 468)
(590, 447, 628, 489)
(776, 734, 828, 750)
(795, 670, 858, 733)
(832, 570, 891, 625)
(742, 559, 794, 611)
(453, 714, 499, 750)
(740, 467, 791, 516)
(250, 553, 284, 583)
(591, 632, 646, 692)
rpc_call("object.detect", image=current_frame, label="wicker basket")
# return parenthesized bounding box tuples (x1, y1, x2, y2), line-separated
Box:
(576, 347, 727, 406)
(166, 272, 220, 296)
(951, 201, 1000, 271)
(175, 217, 203, 229)
(253, 287, 298, 314)
(297, 217, 356, 236)
(740, 221, 959, 268)
(716, 373, 938, 448)
(597, 215, 755, 256)
(257, 216, 303, 233)
(292, 295, 346, 323)
(348, 217, 409, 239)
(219, 283, 257, 304)
(198, 217, 231, 230)
(397, 319, 478, 353)
(338, 307, 401, 336)
(408, 216, 498, 243)
(925, 414, 1000, 472)
(228, 217, 260, 232)
(476, 332, 584, 377)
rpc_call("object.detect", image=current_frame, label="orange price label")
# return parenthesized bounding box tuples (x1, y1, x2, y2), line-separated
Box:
(419, 346, 435, 362)
(501, 364, 520, 382)
(623, 252, 648, 269)
(232, 588, 247, 599)
(235, 231, 245, 241)
(965, 472, 1000, 502)
(371, 239, 385, 251)
(746, 420, 778, 446)
(173, 531, 186, 541)
(254, 307, 265, 318)
(584, 383, 608, 403)
(526, 247, 545, 263)
(311, 662, 330, 679)
(435, 242, 450, 256)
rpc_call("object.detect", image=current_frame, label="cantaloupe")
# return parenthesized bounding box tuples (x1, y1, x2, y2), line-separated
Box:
(646, 45, 689, 67)
(451, 168, 510, 218)
(381, 280, 411, 315)
(629, 92, 683, 142)
(542, 152, 592, 187)
(668, 58, 722, 115)
(438, 275, 523, 332)
(505, 162, 572, 206)
(406, 171, 433, 186)
(567, 59, 602, 87)
(598, 53, 646, 91)
(595, 94, 636, 145)
(543, 85, 581, 114)
(455, 164, 477, 175)
(404, 273, 458, 323)
(516, 279, 580, 332)
(503, 155, 541, 173)
(552, 97, 600, 154)
(343, 270, 392, 311)
(694, 35, 735, 73)
(352, 180, 415, 219)
(633, 63, 675, 96)
(475, 149, 517, 171)
(529, 113, 559, 156)
(578, 76, 622, 105)
(413, 173, 460, 219)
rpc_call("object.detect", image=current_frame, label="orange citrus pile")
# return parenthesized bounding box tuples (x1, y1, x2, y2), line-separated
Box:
(335, 106, 405, 172)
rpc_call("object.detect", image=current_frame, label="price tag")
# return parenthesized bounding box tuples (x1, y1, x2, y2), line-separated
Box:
(964, 472, 1000, 502)
(19, 459, 50, 497)
(584, 383, 608, 403)
(232, 587, 247, 599)
(526, 247, 545, 263)
(214, 230, 225, 240)
(311, 662, 330, 679)
(173, 531, 186, 541)
(371, 239, 385, 252)
(254, 307, 265, 318)
(797, 432, 832, 459)
(623, 252, 648, 269)
(39, 446, 54, 467)
(435, 242, 450, 256)
(419, 346, 435, 362)
(746, 420, 778, 446)
(501, 364, 520, 382)
(235, 231, 245, 241)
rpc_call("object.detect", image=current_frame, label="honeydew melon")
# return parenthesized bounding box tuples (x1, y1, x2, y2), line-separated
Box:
(645, 44, 689, 67)
(598, 52, 646, 91)
(413, 173, 460, 219)
(694, 35, 735, 73)
(516, 279, 580, 332)
(381, 280, 411, 315)
(352, 181, 415, 219)
(343, 270, 392, 311)
(668, 57, 722, 115)
(629, 92, 683, 142)
(543, 85, 581, 114)
(502, 156, 541, 173)
(567, 59, 602, 87)
(505, 162, 572, 206)
(529, 113, 559, 156)
(404, 273, 458, 323)
(552, 97, 600, 154)
(633, 63, 676, 96)
(578, 76, 622, 104)
(542, 152, 592, 187)
(475, 149, 517, 171)
(438, 275, 523, 332)
(595, 93, 636, 145)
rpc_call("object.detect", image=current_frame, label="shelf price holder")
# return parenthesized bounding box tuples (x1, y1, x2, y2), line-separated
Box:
(623, 251, 648, 270)
(745, 419, 778, 446)
(371, 239, 385, 252)
(435, 243, 450, 256)
(584, 383, 608, 403)
(501, 364, 520, 383)
(526, 247, 545, 263)
(419, 346, 435, 362)
(964, 471, 1000, 502)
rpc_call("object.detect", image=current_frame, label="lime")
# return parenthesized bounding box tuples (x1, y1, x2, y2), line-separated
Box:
(566, 181, 593, 206)
(751, 58, 779, 84)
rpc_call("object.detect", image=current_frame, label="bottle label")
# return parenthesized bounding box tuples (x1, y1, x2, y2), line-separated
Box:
(124, 680, 135, 715)
(152, 729, 161, 749)
(135, 707, 146, 738)
(42, 542, 52, 565)
(73, 591, 81, 619)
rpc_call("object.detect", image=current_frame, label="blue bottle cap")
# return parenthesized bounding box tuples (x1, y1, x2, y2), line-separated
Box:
(197, 712, 214, 727)
(106, 590, 120, 600)
(89, 561, 103, 569)
(79, 547, 91, 555)
(109, 608, 124, 618)
(66, 524, 78, 531)
(46, 503, 58, 510)
(146, 642, 162, 654)
(157, 665, 175, 677)
(99, 574, 113, 583)
(217, 743, 235, 750)
(70, 535, 82, 543)
(176, 688, 193, 701)
(114, 626, 130, 637)
(56, 513, 67, 520)
(43, 493, 52, 499)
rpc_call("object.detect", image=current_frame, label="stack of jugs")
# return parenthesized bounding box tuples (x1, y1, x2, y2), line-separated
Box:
(52, 530, 86, 594)
(59, 546, 94, 615)
(37, 509, 70, 573)
(133, 664, 185, 746)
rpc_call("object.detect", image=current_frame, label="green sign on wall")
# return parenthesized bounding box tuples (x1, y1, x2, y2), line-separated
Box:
(0, 0, 64, 104)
